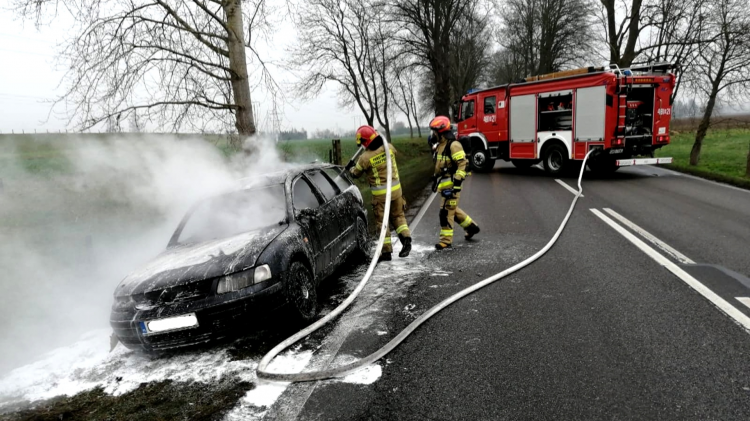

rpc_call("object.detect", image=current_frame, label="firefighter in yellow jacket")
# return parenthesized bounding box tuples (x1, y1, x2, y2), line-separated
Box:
(347, 125, 412, 262)
(429, 116, 480, 250)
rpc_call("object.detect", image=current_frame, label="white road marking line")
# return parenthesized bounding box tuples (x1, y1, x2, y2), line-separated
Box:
(736, 297, 750, 310)
(555, 179, 583, 197)
(410, 190, 438, 234)
(590, 208, 750, 331)
(603, 208, 695, 265)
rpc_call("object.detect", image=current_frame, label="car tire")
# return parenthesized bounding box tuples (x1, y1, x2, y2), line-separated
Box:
(354, 216, 370, 260)
(542, 143, 567, 176)
(286, 261, 318, 322)
(470, 148, 496, 172)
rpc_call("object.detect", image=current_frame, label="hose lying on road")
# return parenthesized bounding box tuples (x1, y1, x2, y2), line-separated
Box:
(257, 148, 595, 382)
(256, 137, 394, 381)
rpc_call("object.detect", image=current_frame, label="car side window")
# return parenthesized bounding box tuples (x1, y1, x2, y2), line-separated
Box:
(307, 171, 338, 201)
(323, 168, 351, 192)
(292, 178, 321, 210)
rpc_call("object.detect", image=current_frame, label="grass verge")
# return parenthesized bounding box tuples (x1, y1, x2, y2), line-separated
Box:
(655, 129, 750, 189)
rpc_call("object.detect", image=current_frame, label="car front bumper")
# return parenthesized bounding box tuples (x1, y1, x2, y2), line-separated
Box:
(110, 280, 286, 352)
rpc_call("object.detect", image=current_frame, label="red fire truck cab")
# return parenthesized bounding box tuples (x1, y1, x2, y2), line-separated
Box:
(454, 63, 676, 175)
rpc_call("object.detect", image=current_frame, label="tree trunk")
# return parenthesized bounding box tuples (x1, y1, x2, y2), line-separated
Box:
(407, 117, 414, 138)
(224, 0, 256, 137)
(690, 85, 719, 166)
(431, 42, 451, 117)
(746, 141, 750, 178)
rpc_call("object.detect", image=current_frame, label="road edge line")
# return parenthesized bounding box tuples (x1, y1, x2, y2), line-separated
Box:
(602, 208, 695, 265)
(590, 208, 750, 331)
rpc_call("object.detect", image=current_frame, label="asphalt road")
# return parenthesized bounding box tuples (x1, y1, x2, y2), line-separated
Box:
(270, 161, 750, 420)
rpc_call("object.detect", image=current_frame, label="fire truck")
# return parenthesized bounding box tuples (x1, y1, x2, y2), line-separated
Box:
(454, 63, 676, 175)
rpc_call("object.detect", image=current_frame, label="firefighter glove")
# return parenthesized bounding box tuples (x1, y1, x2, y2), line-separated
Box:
(344, 160, 355, 171)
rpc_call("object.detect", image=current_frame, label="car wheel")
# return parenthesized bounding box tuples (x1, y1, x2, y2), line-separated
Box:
(354, 216, 370, 260)
(470, 148, 496, 172)
(286, 261, 318, 322)
(542, 143, 567, 176)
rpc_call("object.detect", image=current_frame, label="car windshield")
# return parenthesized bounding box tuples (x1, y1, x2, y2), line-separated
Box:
(176, 184, 286, 244)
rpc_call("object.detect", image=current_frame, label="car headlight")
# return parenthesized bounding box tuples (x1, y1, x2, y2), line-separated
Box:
(253, 264, 272, 284)
(217, 265, 273, 294)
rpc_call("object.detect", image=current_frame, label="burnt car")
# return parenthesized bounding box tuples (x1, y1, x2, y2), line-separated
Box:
(110, 164, 369, 352)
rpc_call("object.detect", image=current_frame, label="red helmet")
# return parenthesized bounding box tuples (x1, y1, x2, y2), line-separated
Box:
(355, 125, 379, 147)
(429, 116, 451, 133)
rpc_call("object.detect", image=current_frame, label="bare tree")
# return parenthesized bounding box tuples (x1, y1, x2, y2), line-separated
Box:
(11, 0, 276, 136)
(293, 0, 395, 139)
(486, 49, 526, 85)
(500, 0, 593, 78)
(687, 0, 750, 165)
(639, 0, 709, 103)
(391, 62, 422, 138)
(391, 0, 476, 117)
(450, 11, 492, 103)
(598, 0, 647, 67)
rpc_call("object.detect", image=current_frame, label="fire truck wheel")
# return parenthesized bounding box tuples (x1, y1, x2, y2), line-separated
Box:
(542, 143, 568, 175)
(470, 148, 495, 172)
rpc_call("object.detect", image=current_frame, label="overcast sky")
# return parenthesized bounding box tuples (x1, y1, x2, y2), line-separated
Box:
(0, 4, 377, 135)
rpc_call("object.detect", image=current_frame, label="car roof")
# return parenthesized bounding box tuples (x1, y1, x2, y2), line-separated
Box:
(237, 162, 339, 190)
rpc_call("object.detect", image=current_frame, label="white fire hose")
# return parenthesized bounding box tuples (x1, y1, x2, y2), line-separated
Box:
(256, 144, 595, 382)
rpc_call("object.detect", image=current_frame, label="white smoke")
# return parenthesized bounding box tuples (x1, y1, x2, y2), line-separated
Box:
(0, 134, 297, 375)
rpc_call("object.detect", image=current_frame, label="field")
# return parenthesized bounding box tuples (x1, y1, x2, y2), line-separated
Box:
(655, 128, 750, 188)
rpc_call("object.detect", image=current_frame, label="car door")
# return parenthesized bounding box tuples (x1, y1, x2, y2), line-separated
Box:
(323, 167, 358, 246)
(305, 170, 351, 264)
(291, 176, 329, 277)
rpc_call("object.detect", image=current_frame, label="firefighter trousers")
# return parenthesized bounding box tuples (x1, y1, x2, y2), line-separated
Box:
(438, 191, 475, 246)
(372, 195, 411, 254)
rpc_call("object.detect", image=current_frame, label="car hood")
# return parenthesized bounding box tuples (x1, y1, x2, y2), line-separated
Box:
(115, 225, 286, 297)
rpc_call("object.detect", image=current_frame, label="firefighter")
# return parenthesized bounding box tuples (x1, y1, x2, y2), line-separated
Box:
(429, 116, 480, 250)
(347, 125, 412, 262)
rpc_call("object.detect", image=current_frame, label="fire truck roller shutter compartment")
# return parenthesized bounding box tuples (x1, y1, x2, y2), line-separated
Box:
(509, 94, 536, 159)
(575, 86, 606, 142)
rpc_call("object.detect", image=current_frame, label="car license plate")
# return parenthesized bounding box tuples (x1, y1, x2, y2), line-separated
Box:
(610, 148, 624, 154)
(140, 313, 199, 335)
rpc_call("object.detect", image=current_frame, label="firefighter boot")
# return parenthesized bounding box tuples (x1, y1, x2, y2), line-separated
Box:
(435, 242, 452, 251)
(398, 235, 412, 258)
(465, 223, 480, 240)
(378, 252, 392, 263)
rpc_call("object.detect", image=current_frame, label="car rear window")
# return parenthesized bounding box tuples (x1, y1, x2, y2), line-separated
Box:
(324, 168, 351, 191)
(307, 171, 338, 201)
(293, 177, 321, 210)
